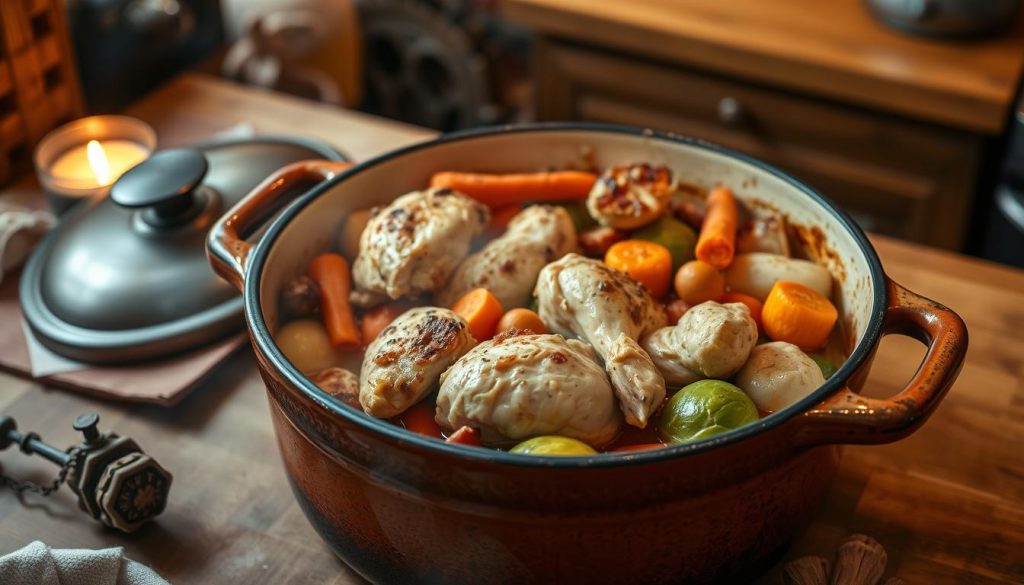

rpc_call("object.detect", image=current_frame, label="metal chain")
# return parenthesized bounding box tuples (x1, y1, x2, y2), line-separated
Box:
(0, 446, 80, 497)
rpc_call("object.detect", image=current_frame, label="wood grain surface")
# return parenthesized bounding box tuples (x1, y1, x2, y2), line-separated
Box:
(504, 0, 1024, 134)
(0, 75, 1021, 584)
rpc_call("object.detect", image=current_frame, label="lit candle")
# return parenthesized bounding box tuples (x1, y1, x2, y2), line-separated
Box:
(48, 140, 150, 187)
(34, 115, 156, 216)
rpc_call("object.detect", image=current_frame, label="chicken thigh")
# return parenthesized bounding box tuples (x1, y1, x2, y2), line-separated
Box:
(360, 307, 475, 418)
(436, 331, 621, 447)
(534, 254, 667, 427)
(436, 205, 578, 309)
(352, 187, 490, 306)
(642, 301, 758, 387)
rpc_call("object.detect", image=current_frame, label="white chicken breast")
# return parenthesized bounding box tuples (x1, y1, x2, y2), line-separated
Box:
(436, 205, 578, 309)
(436, 331, 621, 447)
(642, 301, 758, 388)
(359, 307, 475, 418)
(534, 254, 667, 428)
(351, 188, 490, 305)
(735, 341, 825, 412)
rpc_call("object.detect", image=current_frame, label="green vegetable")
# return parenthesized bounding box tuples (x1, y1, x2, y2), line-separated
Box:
(510, 435, 598, 456)
(631, 215, 697, 270)
(560, 201, 598, 233)
(658, 380, 759, 444)
(810, 354, 838, 379)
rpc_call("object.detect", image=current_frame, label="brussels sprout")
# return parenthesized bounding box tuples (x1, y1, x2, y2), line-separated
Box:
(631, 215, 697, 271)
(560, 201, 598, 233)
(810, 354, 838, 379)
(510, 435, 598, 456)
(658, 380, 759, 444)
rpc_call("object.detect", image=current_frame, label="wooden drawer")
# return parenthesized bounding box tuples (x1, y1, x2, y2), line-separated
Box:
(535, 40, 982, 248)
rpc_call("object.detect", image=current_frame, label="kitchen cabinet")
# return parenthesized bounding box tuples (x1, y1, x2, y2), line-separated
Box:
(506, 0, 1024, 249)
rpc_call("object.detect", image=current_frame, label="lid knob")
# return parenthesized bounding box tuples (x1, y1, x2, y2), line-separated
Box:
(110, 148, 209, 226)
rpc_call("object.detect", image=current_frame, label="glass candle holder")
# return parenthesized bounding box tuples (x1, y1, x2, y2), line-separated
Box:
(34, 116, 157, 216)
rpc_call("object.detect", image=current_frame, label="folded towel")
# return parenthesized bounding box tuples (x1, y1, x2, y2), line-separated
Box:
(0, 541, 168, 585)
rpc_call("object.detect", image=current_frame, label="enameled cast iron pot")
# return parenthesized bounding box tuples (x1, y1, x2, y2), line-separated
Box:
(206, 125, 968, 584)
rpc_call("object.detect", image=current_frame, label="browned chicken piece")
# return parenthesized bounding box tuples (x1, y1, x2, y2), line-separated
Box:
(436, 330, 621, 447)
(736, 214, 791, 257)
(351, 188, 490, 306)
(586, 164, 675, 230)
(359, 307, 475, 418)
(641, 301, 758, 388)
(436, 205, 578, 309)
(310, 367, 360, 409)
(534, 254, 668, 428)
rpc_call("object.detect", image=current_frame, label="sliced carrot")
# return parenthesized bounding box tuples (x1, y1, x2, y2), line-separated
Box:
(695, 187, 739, 270)
(308, 253, 362, 350)
(360, 303, 406, 345)
(429, 171, 597, 207)
(722, 291, 764, 333)
(579, 226, 627, 257)
(451, 288, 505, 341)
(665, 298, 690, 325)
(604, 240, 673, 298)
(445, 426, 482, 447)
(488, 204, 522, 236)
(496, 308, 547, 335)
(761, 281, 838, 350)
(397, 402, 443, 439)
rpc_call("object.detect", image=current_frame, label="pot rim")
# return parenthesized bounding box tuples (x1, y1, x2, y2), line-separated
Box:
(245, 122, 888, 468)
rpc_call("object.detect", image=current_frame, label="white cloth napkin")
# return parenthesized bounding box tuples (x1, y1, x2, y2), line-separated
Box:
(0, 541, 168, 585)
(0, 203, 55, 285)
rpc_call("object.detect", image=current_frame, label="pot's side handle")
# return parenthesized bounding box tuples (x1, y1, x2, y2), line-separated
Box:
(795, 278, 968, 446)
(207, 160, 352, 291)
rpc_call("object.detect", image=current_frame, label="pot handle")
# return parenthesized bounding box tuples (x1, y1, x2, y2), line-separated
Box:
(207, 159, 352, 291)
(795, 277, 968, 446)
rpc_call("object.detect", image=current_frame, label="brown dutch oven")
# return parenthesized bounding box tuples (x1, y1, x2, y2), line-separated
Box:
(206, 125, 967, 584)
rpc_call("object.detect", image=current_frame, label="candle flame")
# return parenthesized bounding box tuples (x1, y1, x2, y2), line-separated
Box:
(86, 140, 112, 186)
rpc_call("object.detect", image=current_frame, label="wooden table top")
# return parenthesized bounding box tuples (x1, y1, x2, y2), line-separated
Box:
(0, 74, 1021, 584)
(504, 0, 1024, 134)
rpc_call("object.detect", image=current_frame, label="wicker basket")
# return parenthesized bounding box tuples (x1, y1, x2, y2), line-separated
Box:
(0, 0, 84, 186)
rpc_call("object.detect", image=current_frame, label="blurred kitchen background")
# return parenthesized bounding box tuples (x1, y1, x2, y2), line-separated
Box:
(37, 0, 1024, 265)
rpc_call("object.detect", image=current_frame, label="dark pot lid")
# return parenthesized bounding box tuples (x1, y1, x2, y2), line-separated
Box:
(20, 136, 346, 364)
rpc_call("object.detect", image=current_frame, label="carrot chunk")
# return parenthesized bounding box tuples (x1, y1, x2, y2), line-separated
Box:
(445, 426, 482, 446)
(360, 303, 406, 345)
(496, 308, 547, 335)
(429, 171, 597, 207)
(695, 187, 739, 270)
(308, 253, 362, 350)
(604, 240, 673, 298)
(761, 281, 838, 349)
(398, 402, 443, 439)
(451, 288, 505, 341)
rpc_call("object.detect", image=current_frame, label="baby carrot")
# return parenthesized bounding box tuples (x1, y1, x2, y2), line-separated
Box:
(360, 303, 406, 344)
(695, 187, 739, 270)
(451, 288, 505, 341)
(429, 171, 597, 207)
(761, 281, 838, 350)
(605, 240, 673, 298)
(308, 253, 362, 350)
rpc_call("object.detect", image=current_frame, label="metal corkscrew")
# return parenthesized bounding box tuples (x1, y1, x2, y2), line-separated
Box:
(0, 412, 172, 533)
